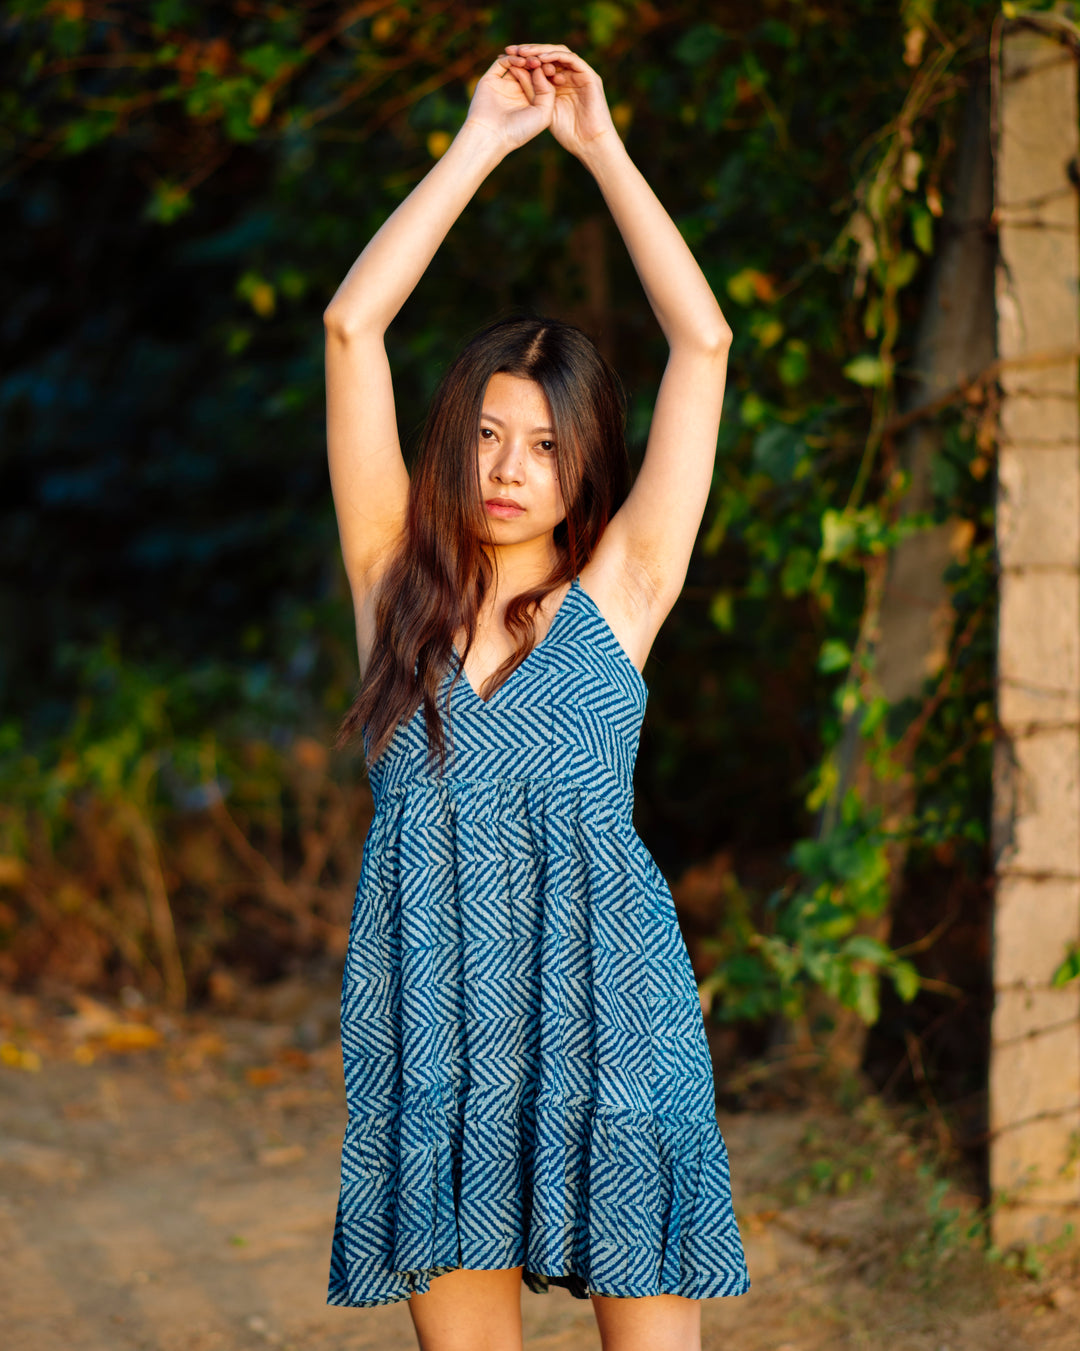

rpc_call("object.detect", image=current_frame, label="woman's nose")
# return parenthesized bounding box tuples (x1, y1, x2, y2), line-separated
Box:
(491, 440, 525, 483)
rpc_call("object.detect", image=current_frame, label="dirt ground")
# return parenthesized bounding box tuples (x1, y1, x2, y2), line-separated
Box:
(1, 981, 1077, 1351)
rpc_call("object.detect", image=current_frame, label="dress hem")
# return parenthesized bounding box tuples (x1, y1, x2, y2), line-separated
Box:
(327, 1261, 752, 1308)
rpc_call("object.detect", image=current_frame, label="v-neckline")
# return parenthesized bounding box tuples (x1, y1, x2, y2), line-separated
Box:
(453, 577, 578, 708)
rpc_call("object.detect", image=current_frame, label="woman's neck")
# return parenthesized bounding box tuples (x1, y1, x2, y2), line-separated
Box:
(481, 535, 563, 601)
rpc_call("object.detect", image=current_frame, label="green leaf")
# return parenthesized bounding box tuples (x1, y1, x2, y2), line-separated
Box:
(752, 316, 785, 349)
(911, 205, 934, 255)
(778, 339, 809, 386)
(277, 267, 308, 300)
(758, 19, 796, 48)
(726, 268, 762, 306)
(780, 548, 816, 598)
(701, 499, 733, 555)
(818, 640, 852, 674)
(843, 354, 887, 387)
(858, 694, 892, 739)
(1051, 945, 1080, 987)
(709, 590, 735, 632)
(752, 424, 803, 485)
(888, 250, 919, 290)
(61, 112, 117, 155)
(585, 1, 626, 46)
(843, 935, 892, 964)
(820, 508, 857, 562)
(151, 0, 197, 32)
(674, 23, 726, 66)
(852, 968, 880, 1024)
(239, 43, 300, 81)
(224, 99, 261, 142)
(892, 960, 921, 1002)
(144, 181, 193, 225)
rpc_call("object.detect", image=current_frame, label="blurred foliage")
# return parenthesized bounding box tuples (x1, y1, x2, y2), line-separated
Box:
(0, 640, 371, 1002)
(0, 0, 1012, 1067)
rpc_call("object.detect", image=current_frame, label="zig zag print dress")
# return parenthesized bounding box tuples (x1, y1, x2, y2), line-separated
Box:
(328, 575, 750, 1307)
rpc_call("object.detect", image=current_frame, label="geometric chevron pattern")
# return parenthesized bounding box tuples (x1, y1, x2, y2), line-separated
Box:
(327, 576, 751, 1307)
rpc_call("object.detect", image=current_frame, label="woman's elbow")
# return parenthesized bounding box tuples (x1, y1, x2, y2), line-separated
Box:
(702, 314, 734, 356)
(323, 303, 356, 340)
(679, 320, 732, 360)
(324, 302, 390, 344)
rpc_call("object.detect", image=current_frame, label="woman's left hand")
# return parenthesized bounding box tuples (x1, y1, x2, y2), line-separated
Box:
(501, 45, 618, 158)
(466, 51, 555, 151)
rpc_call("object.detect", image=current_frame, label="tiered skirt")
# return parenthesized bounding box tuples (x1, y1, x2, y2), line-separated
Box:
(327, 777, 750, 1306)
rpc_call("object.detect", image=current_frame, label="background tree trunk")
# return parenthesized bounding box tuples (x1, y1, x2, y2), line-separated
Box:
(989, 14, 1080, 1248)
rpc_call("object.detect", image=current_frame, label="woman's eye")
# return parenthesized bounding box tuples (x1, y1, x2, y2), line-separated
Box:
(538, 440, 556, 454)
(480, 427, 495, 440)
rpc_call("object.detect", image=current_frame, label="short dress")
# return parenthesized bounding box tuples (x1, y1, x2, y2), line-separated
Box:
(327, 575, 750, 1306)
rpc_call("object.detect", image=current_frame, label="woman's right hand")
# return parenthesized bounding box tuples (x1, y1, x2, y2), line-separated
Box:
(462, 53, 554, 152)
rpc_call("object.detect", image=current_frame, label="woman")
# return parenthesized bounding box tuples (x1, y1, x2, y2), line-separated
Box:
(323, 43, 750, 1351)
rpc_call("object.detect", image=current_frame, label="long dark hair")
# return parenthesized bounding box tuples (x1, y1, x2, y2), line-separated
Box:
(335, 316, 630, 768)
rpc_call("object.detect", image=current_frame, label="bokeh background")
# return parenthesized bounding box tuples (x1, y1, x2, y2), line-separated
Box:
(1, 0, 1009, 1209)
(10, 3, 1080, 1347)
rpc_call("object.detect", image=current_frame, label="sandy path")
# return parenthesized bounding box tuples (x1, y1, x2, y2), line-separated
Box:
(0, 994, 1075, 1350)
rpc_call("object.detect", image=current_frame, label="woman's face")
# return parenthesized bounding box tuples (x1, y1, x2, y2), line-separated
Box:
(477, 373, 566, 544)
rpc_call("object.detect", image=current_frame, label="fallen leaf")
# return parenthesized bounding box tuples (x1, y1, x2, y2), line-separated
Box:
(245, 1065, 282, 1087)
(103, 1023, 161, 1052)
(0, 1042, 42, 1072)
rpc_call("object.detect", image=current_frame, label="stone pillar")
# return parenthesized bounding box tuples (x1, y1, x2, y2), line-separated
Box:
(990, 17, 1080, 1247)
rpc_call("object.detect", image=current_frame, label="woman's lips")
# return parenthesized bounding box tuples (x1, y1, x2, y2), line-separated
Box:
(485, 499, 525, 518)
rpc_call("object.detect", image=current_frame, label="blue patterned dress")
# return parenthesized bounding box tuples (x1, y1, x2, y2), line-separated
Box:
(328, 575, 750, 1306)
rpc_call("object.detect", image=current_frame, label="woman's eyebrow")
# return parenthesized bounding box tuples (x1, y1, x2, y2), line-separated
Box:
(480, 412, 556, 434)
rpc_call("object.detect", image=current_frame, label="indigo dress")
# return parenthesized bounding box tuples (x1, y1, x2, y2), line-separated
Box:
(327, 575, 750, 1306)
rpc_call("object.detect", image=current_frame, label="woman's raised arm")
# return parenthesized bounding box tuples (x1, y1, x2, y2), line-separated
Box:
(503, 47, 733, 662)
(323, 55, 553, 603)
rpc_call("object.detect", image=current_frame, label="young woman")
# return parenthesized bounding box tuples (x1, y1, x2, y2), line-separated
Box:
(323, 43, 750, 1351)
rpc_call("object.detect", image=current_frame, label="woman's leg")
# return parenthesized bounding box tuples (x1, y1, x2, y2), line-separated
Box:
(590, 1291, 702, 1351)
(407, 1264, 525, 1351)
